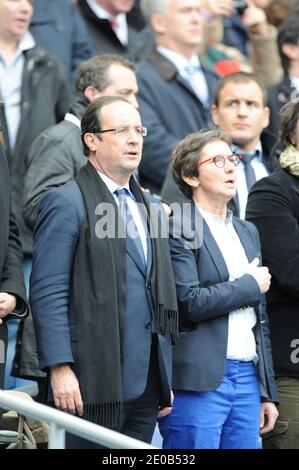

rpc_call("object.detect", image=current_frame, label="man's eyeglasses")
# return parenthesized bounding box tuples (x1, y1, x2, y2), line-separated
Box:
(97, 126, 147, 137)
(199, 154, 241, 168)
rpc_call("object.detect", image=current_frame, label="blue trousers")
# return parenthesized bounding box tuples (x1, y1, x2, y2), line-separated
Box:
(159, 360, 261, 449)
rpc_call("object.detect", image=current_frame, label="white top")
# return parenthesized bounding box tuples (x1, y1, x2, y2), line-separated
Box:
(97, 170, 147, 260)
(0, 32, 35, 151)
(156, 45, 209, 107)
(198, 206, 258, 362)
(64, 113, 81, 128)
(86, 0, 128, 45)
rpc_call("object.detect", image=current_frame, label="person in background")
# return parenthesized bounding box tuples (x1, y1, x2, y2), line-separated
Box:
(30, 0, 95, 86)
(162, 72, 273, 220)
(0, 104, 28, 425)
(137, 0, 218, 195)
(246, 99, 299, 448)
(159, 128, 278, 449)
(0, 0, 69, 389)
(77, 0, 146, 60)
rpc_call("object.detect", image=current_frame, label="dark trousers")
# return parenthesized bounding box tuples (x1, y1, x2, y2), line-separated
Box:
(66, 342, 161, 449)
(263, 377, 299, 449)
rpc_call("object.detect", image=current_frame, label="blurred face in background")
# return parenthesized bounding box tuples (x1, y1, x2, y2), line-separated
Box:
(0, 0, 32, 41)
(95, 0, 135, 16)
(151, 0, 204, 57)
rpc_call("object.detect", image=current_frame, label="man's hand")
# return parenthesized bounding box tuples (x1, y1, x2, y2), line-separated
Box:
(0, 293, 17, 321)
(242, 0, 269, 36)
(158, 391, 173, 418)
(260, 401, 278, 434)
(50, 363, 84, 416)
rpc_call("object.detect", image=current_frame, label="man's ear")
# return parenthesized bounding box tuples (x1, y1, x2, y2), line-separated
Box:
(281, 43, 299, 61)
(83, 132, 99, 153)
(151, 12, 168, 35)
(84, 86, 101, 102)
(211, 104, 219, 127)
(261, 106, 270, 130)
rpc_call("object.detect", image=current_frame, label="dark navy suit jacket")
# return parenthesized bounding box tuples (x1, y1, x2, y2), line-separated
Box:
(30, 181, 172, 404)
(169, 204, 278, 402)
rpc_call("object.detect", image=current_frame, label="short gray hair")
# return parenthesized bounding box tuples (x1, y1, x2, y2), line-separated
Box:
(140, 0, 170, 22)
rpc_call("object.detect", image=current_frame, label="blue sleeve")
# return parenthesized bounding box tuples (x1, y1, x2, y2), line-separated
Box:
(30, 188, 81, 369)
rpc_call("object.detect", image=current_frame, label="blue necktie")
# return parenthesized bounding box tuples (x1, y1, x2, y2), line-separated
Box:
(239, 152, 257, 192)
(182, 64, 209, 108)
(115, 188, 146, 268)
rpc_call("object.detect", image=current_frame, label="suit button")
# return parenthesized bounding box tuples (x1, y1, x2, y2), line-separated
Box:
(146, 282, 151, 289)
(145, 322, 151, 330)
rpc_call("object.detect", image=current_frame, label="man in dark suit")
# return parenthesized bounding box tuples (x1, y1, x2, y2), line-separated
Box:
(161, 72, 273, 219)
(77, 0, 145, 60)
(0, 107, 27, 426)
(137, 0, 218, 194)
(30, 95, 178, 448)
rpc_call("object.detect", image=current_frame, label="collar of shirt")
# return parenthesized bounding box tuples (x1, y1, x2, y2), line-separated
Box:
(232, 142, 263, 163)
(290, 76, 299, 92)
(86, 0, 128, 44)
(197, 205, 234, 227)
(0, 31, 35, 66)
(96, 170, 133, 203)
(64, 113, 81, 128)
(156, 46, 202, 75)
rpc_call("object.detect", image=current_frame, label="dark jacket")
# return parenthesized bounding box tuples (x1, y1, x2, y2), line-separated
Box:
(266, 75, 294, 154)
(169, 205, 278, 402)
(0, 119, 28, 402)
(23, 92, 88, 232)
(30, 0, 95, 85)
(137, 48, 219, 194)
(77, 0, 146, 61)
(246, 168, 299, 377)
(2, 45, 69, 254)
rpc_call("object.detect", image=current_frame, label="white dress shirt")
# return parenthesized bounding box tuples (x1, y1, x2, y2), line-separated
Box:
(198, 206, 258, 362)
(86, 0, 128, 45)
(0, 32, 35, 151)
(97, 171, 147, 260)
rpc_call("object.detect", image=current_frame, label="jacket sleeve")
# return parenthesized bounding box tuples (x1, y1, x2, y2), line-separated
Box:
(30, 189, 80, 369)
(24, 129, 80, 231)
(0, 141, 27, 317)
(169, 230, 261, 324)
(246, 175, 299, 299)
(1, 208, 28, 318)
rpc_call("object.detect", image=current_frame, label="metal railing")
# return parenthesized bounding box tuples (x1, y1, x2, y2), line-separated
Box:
(0, 389, 155, 449)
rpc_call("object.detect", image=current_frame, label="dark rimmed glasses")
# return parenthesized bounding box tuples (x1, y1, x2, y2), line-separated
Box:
(97, 126, 147, 137)
(199, 154, 241, 168)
